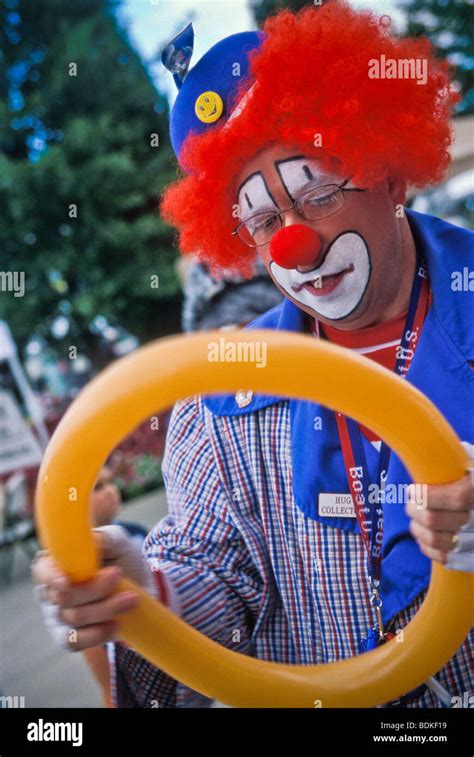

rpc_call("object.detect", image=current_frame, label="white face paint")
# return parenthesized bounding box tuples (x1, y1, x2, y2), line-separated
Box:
(237, 156, 369, 320)
(276, 156, 342, 198)
(238, 172, 278, 222)
(237, 157, 356, 228)
(269, 231, 371, 321)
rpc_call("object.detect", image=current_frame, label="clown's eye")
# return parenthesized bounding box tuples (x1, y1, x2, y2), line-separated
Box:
(300, 189, 340, 213)
(205, 97, 209, 102)
(312, 195, 334, 207)
(247, 213, 279, 241)
(199, 106, 204, 111)
(253, 214, 277, 230)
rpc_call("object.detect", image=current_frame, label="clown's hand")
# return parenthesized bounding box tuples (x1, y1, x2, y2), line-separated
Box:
(94, 524, 158, 593)
(31, 525, 160, 651)
(406, 442, 474, 572)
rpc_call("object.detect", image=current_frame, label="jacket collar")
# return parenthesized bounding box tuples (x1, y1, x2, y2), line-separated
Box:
(201, 298, 302, 415)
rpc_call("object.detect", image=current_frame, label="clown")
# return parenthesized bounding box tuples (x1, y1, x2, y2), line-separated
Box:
(33, 3, 473, 708)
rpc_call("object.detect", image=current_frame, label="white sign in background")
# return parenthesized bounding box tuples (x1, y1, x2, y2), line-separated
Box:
(0, 390, 43, 476)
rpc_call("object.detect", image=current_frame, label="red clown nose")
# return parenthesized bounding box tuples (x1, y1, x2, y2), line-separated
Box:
(269, 224, 322, 269)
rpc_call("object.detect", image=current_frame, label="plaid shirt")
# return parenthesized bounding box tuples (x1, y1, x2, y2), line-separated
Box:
(111, 392, 473, 708)
(111, 211, 473, 708)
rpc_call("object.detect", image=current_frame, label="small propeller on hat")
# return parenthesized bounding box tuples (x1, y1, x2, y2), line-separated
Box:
(161, 22, 195, 90)
(160, 25, 264, 163)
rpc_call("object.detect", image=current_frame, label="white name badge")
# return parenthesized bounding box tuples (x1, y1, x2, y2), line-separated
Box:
(318, 493, 356, 518)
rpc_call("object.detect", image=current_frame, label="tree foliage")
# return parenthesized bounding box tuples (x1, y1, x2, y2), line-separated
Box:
(400, 0, 473, 115)
(250, 0, 321, 28)
(0, 0, 180, 354)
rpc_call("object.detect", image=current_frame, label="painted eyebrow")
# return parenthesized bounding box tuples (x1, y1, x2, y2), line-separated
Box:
(275, 156, 334, 199)
(236, 171, 262, 204)
(236, 171, 280, 216)
(243, 192, 253, 210)
(236, 160, 314, 208)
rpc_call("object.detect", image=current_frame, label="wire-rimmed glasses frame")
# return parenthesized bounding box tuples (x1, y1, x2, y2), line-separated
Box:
(231, 179, 364, 248)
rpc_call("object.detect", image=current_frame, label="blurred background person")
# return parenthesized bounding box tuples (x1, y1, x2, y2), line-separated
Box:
(178, 256, 284, 332)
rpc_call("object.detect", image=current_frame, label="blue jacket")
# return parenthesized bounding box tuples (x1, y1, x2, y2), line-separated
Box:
(203, 210, 474, 623)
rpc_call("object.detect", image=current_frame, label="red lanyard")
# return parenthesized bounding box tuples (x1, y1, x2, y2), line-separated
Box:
(326, 259, 431, 643)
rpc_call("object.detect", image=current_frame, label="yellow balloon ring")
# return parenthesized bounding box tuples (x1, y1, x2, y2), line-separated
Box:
(35, 330, 473, 708)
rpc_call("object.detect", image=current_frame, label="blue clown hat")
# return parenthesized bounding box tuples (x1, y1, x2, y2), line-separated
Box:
(162, 23, 264, 163)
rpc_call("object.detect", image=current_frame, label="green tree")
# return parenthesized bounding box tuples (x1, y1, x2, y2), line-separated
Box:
(250, 0, 323, 27)
(0, 0, 180, 356)
(399, 0, 473, 115)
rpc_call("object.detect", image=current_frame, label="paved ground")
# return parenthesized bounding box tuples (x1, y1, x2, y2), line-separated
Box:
(0, 490, 168, 708)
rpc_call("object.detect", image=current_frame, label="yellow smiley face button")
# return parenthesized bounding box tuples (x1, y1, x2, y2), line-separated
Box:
(195, 91, 224, 123)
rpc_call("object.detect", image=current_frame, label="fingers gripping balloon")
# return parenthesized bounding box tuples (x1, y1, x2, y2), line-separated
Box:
(36, 331, 474, 708)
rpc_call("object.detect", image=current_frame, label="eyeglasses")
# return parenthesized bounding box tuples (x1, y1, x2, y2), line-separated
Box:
(232, 179, 364, 248)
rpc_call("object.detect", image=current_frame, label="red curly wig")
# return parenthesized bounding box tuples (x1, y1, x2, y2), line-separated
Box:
(160, 1, 459, 277)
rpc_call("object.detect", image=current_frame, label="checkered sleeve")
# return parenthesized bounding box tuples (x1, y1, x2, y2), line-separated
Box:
(112, 394, 264, 708)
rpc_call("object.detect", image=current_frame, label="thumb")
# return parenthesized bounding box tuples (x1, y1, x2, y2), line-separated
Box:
(93, 524, 132, 564)
(92, 525, 152, 590)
